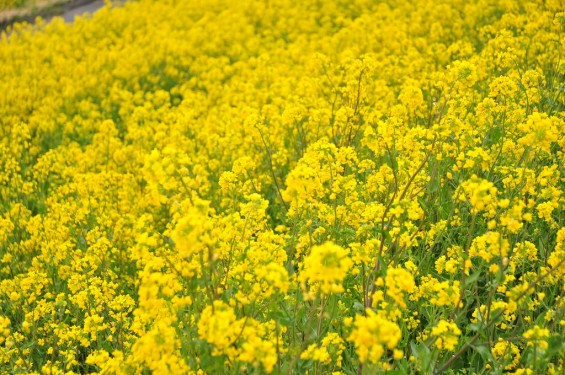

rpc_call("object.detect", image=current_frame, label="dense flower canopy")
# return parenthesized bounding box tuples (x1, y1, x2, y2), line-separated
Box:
(0, 0, 564, 373)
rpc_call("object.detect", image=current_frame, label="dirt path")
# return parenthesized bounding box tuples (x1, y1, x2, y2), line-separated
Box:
(58, 0, 103, 22)
(1, 0, 107, 29)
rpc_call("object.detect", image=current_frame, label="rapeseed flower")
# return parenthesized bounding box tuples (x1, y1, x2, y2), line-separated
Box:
(299, 242, 353, 297)
(0, 0, 563, 373)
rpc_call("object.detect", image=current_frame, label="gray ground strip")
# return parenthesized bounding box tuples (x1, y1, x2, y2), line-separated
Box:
(60, 0, 104, 22)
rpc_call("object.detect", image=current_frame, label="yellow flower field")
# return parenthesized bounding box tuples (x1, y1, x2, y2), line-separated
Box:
(0, 0, 564, 373)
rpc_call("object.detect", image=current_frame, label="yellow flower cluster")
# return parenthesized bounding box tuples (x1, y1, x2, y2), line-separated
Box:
(197, 301, 279, 372)
(0, 316, 10, 345)
(0, 0, 564, 373)
(430, 320, 461, 351)
(523, 325, 550, 350)
(299, 241, 352, 298)
(492, 339, 521, 370)
(300, 332, 345, 368)
(347, 310, 402, 365)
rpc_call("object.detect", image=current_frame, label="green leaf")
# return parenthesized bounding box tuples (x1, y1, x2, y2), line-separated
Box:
(373, 227, 393, 244)
(353, 301, 365, 313)
(465, 270, 482, 287)
(467, 323, 482, 332)
(547, 335, 565, 355)
(471, 343, 494, 362)
(411, 342, 432, 370)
